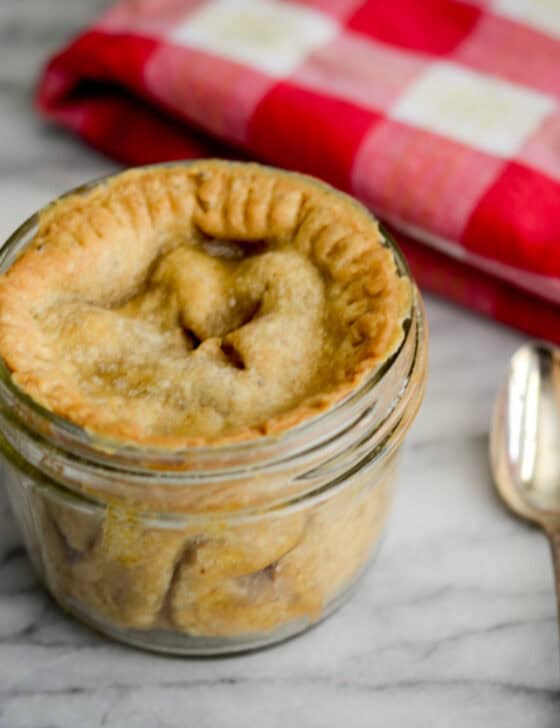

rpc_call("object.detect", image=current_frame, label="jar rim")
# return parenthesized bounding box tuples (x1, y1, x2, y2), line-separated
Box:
(0, 161, 422, 475)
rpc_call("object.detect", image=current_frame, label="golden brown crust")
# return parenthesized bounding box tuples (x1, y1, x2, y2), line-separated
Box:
(0, 161, 410, 447)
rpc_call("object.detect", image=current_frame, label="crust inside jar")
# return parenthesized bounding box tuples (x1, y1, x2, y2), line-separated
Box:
(37, 457, 396, 636)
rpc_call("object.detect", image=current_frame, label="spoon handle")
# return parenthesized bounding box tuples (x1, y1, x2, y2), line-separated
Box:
(547, 530, 560, 619)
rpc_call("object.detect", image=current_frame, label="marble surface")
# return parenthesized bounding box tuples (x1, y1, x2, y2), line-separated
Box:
(0, 2, 558, 726)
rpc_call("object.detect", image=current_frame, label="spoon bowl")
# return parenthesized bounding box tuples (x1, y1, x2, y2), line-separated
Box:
(490, 342, 560, 526)
(490, 342, 560, 618)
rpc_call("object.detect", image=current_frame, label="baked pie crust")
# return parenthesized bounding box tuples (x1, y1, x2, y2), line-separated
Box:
(0, 161, 410, 446)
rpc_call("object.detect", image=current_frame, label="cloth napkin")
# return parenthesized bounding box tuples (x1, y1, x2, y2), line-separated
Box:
(37, 0, 560, 342)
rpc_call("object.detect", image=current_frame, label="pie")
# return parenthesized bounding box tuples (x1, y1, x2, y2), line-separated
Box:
(0, 161, 415, 642)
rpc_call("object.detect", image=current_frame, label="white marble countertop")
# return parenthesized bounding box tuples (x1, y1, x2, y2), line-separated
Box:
(0, 2, 558, 726)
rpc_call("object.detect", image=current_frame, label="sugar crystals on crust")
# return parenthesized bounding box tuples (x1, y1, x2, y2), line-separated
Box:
(0, 161, 410, 446)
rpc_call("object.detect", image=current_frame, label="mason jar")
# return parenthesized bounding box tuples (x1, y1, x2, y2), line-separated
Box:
(0, 195, 427, 655)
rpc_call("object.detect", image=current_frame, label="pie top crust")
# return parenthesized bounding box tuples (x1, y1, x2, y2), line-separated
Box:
(0, 161, 411, 447)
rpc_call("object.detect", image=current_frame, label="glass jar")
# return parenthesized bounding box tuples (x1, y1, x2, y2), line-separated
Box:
(0, 188, 427, 655)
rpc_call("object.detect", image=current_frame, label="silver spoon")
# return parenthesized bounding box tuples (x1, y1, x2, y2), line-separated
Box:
(490, 342, 560, 617)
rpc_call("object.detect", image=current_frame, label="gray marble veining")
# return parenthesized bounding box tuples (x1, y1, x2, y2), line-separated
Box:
(0, 2, 558, 726)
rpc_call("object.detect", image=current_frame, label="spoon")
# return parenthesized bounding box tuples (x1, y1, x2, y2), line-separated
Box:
(490, 342, 560, 617)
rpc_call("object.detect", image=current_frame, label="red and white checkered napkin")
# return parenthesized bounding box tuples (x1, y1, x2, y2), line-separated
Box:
(37, 0, 560, 341)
